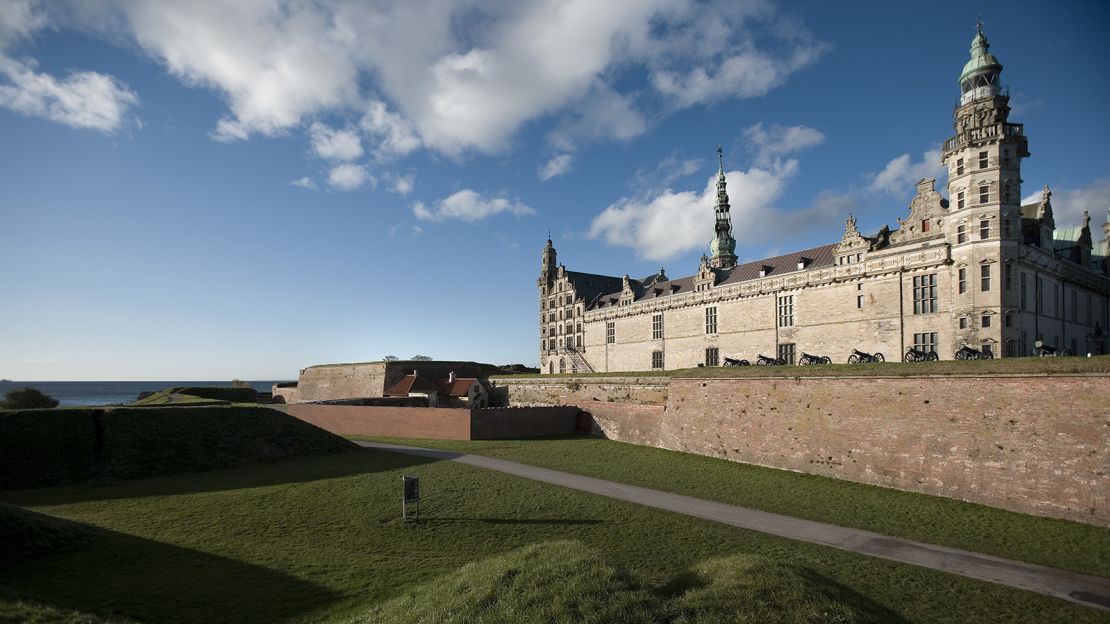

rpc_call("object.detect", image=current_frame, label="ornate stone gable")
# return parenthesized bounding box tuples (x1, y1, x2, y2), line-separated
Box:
(835, 213, 870, 255)
(889, 178, 947, 245)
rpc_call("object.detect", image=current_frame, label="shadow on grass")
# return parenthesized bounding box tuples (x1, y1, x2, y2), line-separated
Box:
(403, 517, 602, 526)
(0, 448, 440, 507)
(0, 522, 339, 624)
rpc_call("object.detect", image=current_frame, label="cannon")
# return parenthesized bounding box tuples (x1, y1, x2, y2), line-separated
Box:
(798, 352, 832, 365)
(847, 349, 884, 364)
(723, 357, 750, 366)
(904, 347, 939, 362)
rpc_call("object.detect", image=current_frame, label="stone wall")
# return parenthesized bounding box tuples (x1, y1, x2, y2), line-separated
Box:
(489, 376, 668, 406)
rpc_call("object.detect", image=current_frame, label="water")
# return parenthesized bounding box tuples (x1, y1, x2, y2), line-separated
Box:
(0, 381, 285, 407)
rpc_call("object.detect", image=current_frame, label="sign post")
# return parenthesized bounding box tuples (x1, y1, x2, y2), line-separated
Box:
(402, 475, 420, 522)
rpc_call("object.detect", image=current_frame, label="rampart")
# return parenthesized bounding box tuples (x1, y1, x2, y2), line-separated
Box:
(274, 360, 485, 403)
(493, 373, 1110, 526)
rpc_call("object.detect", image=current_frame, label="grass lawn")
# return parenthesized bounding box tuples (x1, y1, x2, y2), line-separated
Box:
(1, 448, 1106, 623)
(356, 436, 1110, 578)
(491, 354, 1110, 379)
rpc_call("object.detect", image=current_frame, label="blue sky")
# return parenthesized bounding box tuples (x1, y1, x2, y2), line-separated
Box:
(1, 0, 1108, 380)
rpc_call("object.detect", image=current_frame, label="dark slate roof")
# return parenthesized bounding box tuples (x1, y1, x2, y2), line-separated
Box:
(587, 243, 838, 309)
(565, 270, 625, 307)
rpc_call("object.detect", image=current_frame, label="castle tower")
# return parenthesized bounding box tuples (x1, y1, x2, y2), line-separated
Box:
(709, 147, 738, 269)
(538, 236, 557, 364)
(941, 20, 1028, 232)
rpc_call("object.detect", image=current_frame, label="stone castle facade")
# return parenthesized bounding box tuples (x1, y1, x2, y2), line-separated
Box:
(538, 26, 1110, 374)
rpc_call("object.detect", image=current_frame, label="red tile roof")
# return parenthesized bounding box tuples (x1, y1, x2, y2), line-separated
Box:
(384, 374, 440, 396)
(437, 378, 478, 397)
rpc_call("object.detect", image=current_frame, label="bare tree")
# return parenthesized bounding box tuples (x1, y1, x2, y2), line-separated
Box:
(382, 355, 399, 362)
(411, 355, 433, 361)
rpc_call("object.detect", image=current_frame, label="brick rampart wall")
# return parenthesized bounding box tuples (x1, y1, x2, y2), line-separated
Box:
(286, 404, 471, 440)
(500, 373, 1110, 525)
(285, 404, 579, 441)
(490, 377, 668, 406)
(470, 406, 580, 439)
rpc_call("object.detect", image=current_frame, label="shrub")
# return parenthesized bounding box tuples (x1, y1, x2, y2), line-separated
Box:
(0, 387, 59, 410)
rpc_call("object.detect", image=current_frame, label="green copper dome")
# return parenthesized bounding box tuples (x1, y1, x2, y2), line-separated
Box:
(959, 28, 1002, 85)
(710, 232, 735, 257)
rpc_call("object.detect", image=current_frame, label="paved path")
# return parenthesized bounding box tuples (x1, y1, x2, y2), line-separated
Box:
(355, 440, 1110, 613)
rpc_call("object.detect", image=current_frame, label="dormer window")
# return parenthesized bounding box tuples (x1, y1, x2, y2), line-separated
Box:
(921, 219, 931, 233)
(758, 265, 772, 277)
(796, 257, 810, 271)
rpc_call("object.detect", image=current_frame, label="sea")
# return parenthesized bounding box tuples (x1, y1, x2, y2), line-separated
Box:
(0, 380, 285, 407)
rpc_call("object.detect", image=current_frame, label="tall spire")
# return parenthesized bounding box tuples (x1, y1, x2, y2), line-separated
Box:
(709, 146, 737, 269)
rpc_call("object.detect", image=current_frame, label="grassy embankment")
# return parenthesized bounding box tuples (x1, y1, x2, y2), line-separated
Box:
(490, 353, 1110, 379)
(358, 436, 1110, 579)
(129, 386, 259, 407)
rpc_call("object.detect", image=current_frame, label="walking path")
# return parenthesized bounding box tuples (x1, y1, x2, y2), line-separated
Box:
(355, 440, 1110, 613)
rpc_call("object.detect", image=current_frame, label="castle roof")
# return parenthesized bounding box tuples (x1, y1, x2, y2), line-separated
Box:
(587, 243, 838, 310)
(437, 377, 479, 397)
(564, 270, 625, 307)
(384, 373, 440, 396)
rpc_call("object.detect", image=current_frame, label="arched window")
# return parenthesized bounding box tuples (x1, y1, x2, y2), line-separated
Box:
(548, 361, 553, 374)
(559, 358, 566, 374)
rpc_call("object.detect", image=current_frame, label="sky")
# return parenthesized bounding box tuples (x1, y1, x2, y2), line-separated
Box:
(1, 0, 1108, 381)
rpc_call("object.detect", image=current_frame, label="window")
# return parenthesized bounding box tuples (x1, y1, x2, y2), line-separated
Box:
(913, 274, 937, 314)
(652, 350, 664, 369)
(982, 315, 992, 328)
(705, 307, 718, 334)
(652, 313, 663, 339)
(778, 343, 796, 365)
(1071, 290, 1077, 321)
(959, 317, 968, 329)
(979, 150, 988, 168)
(981, 344, 993, 358)
(979, 184, 989, 204)
(921, 219, 931, 233)
(1005, 314, 1013, 328)
(1002, 150, 1011, 167)
(1020, 272, 1027, 310)
(957, 224, 967, 243)
(980, 265, 991, 292)
(541, 339, 546, 350)
(913, 332, 938, 354)
(1004, 264, 1012, 291)
(957, 191, 965, 210)
(705, 347, 719, 367)
(958, 268, 967, 294)
(576, 335, 582, 349)
(559, 358, 566, 374)
(956, 158, 964, 175)
(1053, 284, 1059, 317)
(857, 295, 864, 309)
(777, 295, 794, 327)
(576, 323, 581, 333)
(606, 321, 615, 344)
(979, 219, 990, 240)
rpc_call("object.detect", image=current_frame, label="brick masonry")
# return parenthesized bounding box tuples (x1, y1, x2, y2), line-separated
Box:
(495, 374, 1110, 526)
(284, 404, 579, 441)
(274, 361, 485, 403)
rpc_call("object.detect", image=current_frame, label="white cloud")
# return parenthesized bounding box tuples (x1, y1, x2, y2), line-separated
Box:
(744, 122, 824, 166)
(867, 149, 945, 195)
(1044, 177, 1110, 228)
(360, 100, 421, 158)
(634, 154, 704, 189)
(7, 1, 826, 157)
(308, 122, 363, 161)
(290, 176, 316, 190)
(327, 163, 372, 191)
(389, 173, 415, 196)
(413, 189, 534, 222)
(539, 154, 573, 181)
(0, 57, 139, 132)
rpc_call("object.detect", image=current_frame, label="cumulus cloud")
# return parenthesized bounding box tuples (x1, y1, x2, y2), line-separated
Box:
(308, 121, 363, 161)
(413, 189, 534, 222)
(327, 163, 372, 191)
(360, 100, 421, 158)
(547, 83, 647, 152)
(867, 149, 945, 195)
(0, 1, 138, 133)
(290, 176, 316, 190)
(388, 173, 415, 196)
(744, 122, 824, 167)
(539, 154, 573, 181)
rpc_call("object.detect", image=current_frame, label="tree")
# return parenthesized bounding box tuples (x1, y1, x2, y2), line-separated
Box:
(382, 355, 399, 362)
(1, 387, 59, 409)
(230, 379, 251, 388)
(411, 355, 433, 361)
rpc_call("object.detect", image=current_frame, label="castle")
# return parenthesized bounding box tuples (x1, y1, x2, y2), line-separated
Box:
(538, 25, 1110, 374)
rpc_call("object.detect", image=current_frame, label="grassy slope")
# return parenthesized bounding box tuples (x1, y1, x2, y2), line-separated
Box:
(0, 449, 1104, 624)
(357, 436, 1110, 578)
(491, 354, 1110, 379)
(0, 406, 356, 490)
(353, 541, 896, 624)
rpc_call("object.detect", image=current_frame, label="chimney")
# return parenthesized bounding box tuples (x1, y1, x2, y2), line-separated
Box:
(448, 371, 456, 383)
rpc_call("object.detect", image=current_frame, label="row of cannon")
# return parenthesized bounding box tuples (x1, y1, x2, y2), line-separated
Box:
(719, 345, 1000, 366)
